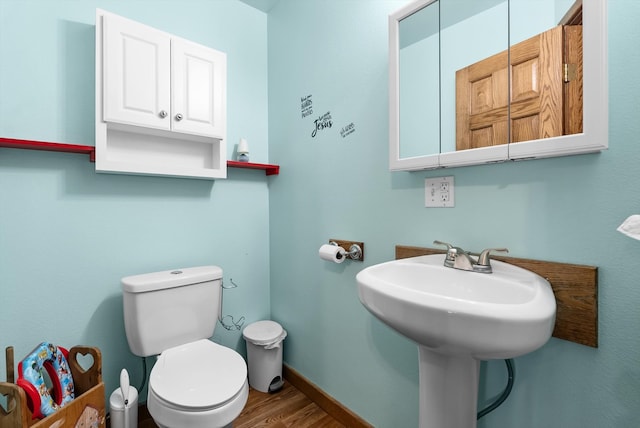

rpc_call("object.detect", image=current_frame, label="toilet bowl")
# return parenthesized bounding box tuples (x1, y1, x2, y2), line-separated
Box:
(146, 340, 248, 428)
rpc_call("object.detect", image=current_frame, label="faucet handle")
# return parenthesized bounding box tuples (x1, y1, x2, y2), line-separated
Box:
(477, 247, 509, 266)
(433, 240, 454, 250)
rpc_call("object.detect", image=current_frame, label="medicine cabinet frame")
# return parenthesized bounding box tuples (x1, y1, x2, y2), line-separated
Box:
(389, 0, 608, 171)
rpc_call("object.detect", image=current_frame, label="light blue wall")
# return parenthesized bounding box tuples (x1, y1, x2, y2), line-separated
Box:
(0, 0, 270, 403)
(268, 1, 640, 427)
(2, 0, 640, 427)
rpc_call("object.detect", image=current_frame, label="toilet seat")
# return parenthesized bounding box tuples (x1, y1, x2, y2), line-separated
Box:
(150, 339, 247, 410)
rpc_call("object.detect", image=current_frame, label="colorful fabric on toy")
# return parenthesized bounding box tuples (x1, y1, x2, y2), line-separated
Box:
(17, 342, 75, 419)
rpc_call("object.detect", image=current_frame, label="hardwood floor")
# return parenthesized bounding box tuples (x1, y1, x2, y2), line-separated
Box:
(235, 382, 345, 428)
(138, 381, 345, 428)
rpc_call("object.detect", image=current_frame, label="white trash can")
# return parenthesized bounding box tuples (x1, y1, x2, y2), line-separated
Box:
(242, 320, 287, 393)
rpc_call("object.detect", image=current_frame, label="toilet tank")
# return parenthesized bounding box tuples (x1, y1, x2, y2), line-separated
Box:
(122, 266, 223, 357)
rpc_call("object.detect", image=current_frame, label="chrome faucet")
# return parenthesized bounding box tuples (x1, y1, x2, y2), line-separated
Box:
(433, 240, 508, 274)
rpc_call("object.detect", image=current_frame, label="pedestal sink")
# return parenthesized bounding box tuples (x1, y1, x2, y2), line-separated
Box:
(356, 254, 556, 428)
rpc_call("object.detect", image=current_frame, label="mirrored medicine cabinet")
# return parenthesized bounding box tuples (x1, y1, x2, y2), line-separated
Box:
(389, 0, 608, 171)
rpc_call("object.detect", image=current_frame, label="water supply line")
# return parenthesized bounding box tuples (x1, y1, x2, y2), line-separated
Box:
(138, 357, 147, 398)
(477, 358, 515, 420)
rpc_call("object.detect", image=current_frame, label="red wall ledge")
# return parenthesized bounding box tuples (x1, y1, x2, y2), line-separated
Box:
(227, 160, 280, 176)
(0, 137, 96, 162)
(1, 137, 280, 176)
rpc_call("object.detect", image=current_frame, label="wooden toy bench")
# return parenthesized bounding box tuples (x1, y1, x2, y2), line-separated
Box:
(0, 346, 105, 428)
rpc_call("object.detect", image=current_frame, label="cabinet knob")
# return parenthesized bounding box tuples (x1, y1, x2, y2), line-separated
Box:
(175, 113, 184, 121)
(158, 110, 168, 118)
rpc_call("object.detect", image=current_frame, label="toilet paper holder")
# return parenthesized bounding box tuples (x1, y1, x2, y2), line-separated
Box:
(329, 239, 364, 261)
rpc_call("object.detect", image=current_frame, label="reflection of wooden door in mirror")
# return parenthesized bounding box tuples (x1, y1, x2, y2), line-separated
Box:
(455, 48, 509, 150)
(456, 24, 582, 151)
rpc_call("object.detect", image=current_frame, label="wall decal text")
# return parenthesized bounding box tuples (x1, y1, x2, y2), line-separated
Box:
(340, 122, 356, 138)
(301, 95, 313, 118)
(312, 111, 333, 137)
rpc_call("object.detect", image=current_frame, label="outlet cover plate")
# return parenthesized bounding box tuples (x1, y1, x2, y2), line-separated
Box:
(425, 176, 455, 208)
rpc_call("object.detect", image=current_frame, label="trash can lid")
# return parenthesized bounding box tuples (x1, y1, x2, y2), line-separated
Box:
(243, 320, 287, 345)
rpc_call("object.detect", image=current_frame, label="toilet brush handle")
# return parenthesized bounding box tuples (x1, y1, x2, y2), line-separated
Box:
(120, 369, 130, 428)
(120, 369, 130, 406)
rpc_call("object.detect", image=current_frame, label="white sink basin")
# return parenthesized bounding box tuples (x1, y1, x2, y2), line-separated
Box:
(356, 254, 556, 428)
(357, 254, 556, 359)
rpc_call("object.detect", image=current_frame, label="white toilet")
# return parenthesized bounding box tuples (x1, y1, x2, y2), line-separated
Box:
(121, 266, 248, 428)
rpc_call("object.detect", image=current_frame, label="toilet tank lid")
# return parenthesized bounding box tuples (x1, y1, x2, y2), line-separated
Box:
(121, 266, 223, 293)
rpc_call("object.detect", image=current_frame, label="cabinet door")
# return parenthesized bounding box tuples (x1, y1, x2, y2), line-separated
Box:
(171, 38, 226, 139)
(103, 14, 171, 130)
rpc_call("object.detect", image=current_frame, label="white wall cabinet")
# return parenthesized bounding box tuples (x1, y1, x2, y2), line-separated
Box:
(96, 10, 227, 179)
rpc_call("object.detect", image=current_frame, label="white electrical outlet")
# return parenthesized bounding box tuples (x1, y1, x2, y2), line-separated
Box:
(425, 176, 455, 208)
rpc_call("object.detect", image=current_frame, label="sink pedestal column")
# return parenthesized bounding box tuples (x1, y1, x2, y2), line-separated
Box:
(418, 346, 480, 428)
